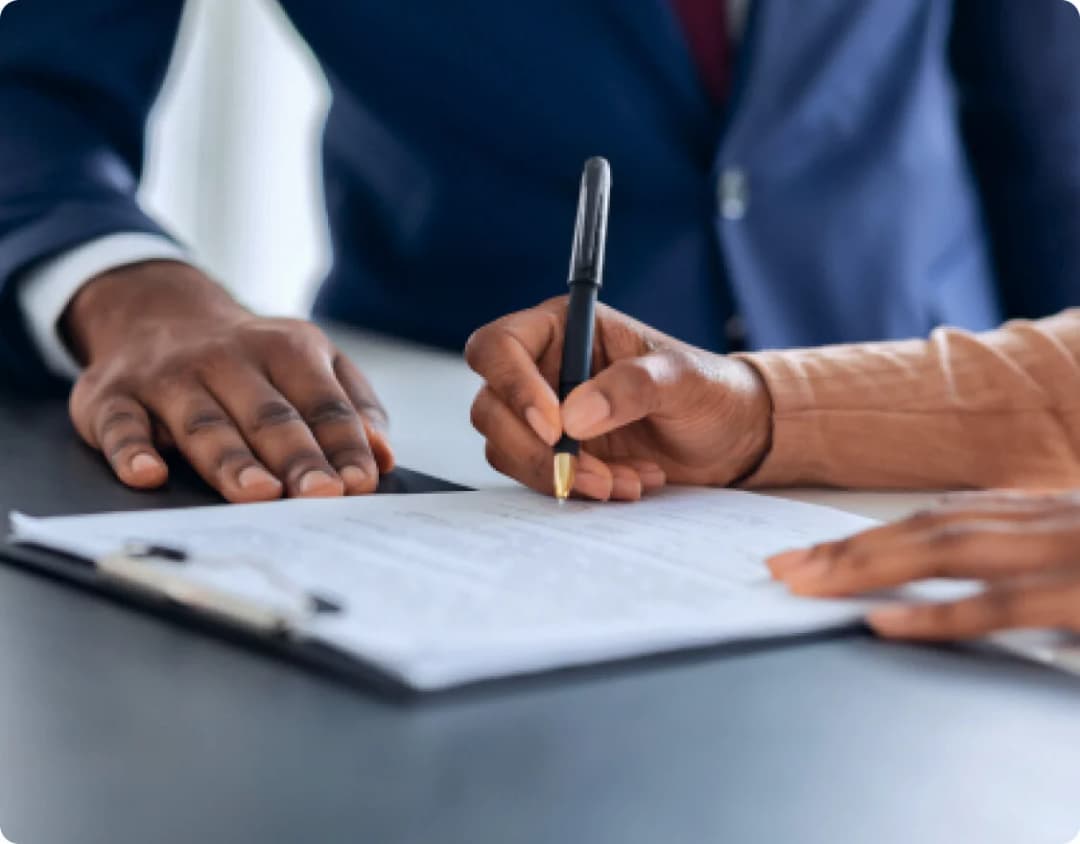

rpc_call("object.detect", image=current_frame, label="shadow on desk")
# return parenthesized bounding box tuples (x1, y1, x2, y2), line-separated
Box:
(0, 391, 466, 518)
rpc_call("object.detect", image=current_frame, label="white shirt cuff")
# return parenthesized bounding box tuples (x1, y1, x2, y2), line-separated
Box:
(17, 233, 188, 379)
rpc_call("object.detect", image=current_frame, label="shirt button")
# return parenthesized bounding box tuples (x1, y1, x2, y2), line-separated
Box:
(718, 167, 750, 220)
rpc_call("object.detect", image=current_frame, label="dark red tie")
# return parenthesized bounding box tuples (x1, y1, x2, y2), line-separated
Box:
(670, 0, 732, 105)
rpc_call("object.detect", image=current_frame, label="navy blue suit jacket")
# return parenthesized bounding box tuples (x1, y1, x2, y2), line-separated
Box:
(2, 0, 1080, 393)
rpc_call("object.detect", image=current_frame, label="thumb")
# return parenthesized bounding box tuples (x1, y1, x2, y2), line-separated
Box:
(561, 351, 682, 440)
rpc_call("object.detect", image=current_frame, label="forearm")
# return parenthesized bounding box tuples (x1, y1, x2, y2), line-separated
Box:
(738, 310, 1080, 490)
(0, 0, 184, 385)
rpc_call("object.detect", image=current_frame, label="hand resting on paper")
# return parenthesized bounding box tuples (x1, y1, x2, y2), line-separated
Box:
(768, 491, 1080, 640)
(465, 297, 772, 501)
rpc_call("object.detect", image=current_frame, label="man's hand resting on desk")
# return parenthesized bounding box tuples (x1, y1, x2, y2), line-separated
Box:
(465, 298, 772, 501)
(769, 491, 1080, 639)
(63, 261, 394, 503)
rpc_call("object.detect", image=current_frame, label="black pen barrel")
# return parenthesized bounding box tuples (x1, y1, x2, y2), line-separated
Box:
(559, 280, 598, 399)
(555, 156, 609, 463)
(555, 280, 598, 455)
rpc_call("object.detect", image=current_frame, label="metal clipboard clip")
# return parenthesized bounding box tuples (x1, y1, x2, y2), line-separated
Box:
(97, 542, 343, 637)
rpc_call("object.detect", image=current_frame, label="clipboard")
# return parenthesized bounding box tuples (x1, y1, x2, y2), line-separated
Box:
(0, 465, 470, 695)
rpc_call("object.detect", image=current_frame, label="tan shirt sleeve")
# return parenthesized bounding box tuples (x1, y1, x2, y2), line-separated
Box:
(737, 310, 1080, 490)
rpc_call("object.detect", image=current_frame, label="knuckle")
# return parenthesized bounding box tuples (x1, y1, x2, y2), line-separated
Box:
(250, 400, 303, 434)
(304, 397, 357, 428)
(71, 368, 107, 406)
(928, 524, 973, 550)
(809, 541, 840, 563)
(845, 550, 873, 572)
(470, 392, 493, 433)
(355, 399, 389, 430)
(621, 360, 656, 394)
(106, 433, 154, 461)
(99, 406, 142, 438)
(465, 330, 509, 376)
(189, 343, 239, 381)
(278, 320, 328, 354)
(502, 381, 532, 414)
(72, 370, 125, 421)
(152, 370, 197, 402)
(325, 445, 373, 468)
(463, 329, 489, 369)
(183, 407, 232, 438)
(214, 447, 255, 474)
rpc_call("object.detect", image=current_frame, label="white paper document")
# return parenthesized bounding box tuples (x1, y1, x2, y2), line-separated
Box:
(10, 488, 884, 690)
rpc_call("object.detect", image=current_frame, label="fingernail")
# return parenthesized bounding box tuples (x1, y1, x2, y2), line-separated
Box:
(238, 465, 281, 491)
(525, 406, 559, 445)
(339, 465, 371, 492)
(298, 469, 342, 497)
(767, 548, 812, 577)
(612, 475, 642, 500)
(130, 453, 163, 475)
(562, 391, 611, 437)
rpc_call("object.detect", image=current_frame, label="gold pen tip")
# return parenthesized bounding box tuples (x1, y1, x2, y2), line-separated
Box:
(553, 453, 576, 501)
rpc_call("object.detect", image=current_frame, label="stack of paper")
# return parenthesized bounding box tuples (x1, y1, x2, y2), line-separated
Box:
(9, 488, 889, 690)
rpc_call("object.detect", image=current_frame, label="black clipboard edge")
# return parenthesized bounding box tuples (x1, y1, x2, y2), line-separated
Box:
(0, 539, 417, 700)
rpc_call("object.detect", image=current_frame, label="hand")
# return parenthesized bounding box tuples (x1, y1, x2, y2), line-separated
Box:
(464, 297, 772, 501)
(768, 491, 1080, 639)
(64, 261, 394, 503)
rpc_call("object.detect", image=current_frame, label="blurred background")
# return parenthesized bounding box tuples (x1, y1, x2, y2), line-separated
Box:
(140, 0, 328, 317)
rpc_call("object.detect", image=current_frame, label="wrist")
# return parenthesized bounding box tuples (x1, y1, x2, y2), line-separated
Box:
(62, 261, 247, 365)
(702, 354, 773, 485)
(728, 357, 774, 483)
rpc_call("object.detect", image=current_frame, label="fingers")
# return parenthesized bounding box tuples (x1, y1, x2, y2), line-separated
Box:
(472, 386, 660, 500)
(140, 379, 285, 503)
(334, 355, 395, 474)
(767, 495, 1080, 583)
(71, 390, 169, 490)
(465, 302, 564, 446)
(195, 363, 345, 499)
(867, 573, 1080, 640)
(68, 310, 397, 502)
(561, 352, 680, 441)
(627, 458, 667, 493)
(264, 353, 379, 495)
(773, 517, 1080, 598)
(472, 386, 554, 492)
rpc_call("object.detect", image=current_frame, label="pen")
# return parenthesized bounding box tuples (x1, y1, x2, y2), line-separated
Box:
(553, 156, 611, 501)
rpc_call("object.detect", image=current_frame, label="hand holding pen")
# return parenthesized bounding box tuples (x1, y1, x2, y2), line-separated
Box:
(465, 158, 773, 501)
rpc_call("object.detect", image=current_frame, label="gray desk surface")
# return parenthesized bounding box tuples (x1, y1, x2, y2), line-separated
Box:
(1, 327, 1079, 844)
